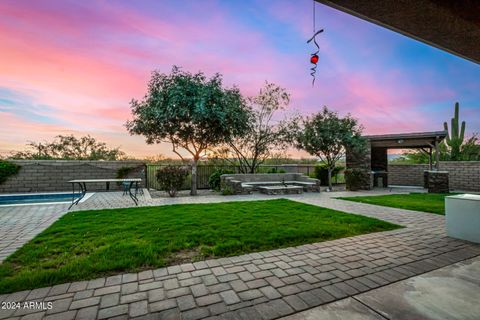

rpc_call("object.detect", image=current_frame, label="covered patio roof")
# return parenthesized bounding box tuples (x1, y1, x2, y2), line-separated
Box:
(365, 131, 447, 149)
(316, 0, 480, 64)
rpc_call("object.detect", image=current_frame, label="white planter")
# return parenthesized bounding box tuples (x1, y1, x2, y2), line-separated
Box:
(445, 194, 480, 244)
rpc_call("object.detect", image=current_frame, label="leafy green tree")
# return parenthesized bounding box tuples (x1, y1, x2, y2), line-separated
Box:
(296, 107, 365, 190)
(392, 144, 450, 164)
(218, 82, 295, 173)
(9, 135, 125, 160)
(444, 102, 466, 160)
(126, 66, 250, 195)
(461, 135, 480, 161)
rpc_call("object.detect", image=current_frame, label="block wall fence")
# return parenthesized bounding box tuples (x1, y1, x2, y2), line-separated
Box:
(0, 160, 146, 193)
(389, 162, 480, 192)
(1, 160, 479, 193)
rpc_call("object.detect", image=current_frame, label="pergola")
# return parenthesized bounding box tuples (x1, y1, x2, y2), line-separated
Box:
(366, 131, 447, 172)
(345, 131, 448, 189)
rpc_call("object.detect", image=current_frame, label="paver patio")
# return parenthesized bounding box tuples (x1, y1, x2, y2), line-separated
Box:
(0, 204, 67, 262)
(0, 190, 479, 320)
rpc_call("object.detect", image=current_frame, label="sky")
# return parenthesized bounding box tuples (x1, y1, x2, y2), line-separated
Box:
(1, 0, 479, 158)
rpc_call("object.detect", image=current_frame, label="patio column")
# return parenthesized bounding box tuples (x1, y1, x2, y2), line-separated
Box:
(429, 147, 433, 170)
(435, 138, 440, 170)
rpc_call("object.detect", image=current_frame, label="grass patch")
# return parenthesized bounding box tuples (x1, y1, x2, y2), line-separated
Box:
(0, 199, 399, 293)
(338, 193, 452, 215)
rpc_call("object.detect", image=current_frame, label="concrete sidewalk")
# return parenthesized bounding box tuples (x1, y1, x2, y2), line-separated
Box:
(281, 256, 480, 320)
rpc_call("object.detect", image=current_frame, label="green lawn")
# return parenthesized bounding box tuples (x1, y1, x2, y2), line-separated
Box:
(0, 199, 399, 293)
(338, 193, 451, 215)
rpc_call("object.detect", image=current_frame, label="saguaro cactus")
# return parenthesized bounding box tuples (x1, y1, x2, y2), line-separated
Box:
(443, 102, 465, 160)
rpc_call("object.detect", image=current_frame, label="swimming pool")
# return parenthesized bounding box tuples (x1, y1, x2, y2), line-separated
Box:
(0, 192, 91, 206)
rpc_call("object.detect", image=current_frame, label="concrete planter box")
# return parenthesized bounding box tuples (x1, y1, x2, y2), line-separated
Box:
(446, 194, 480, 244)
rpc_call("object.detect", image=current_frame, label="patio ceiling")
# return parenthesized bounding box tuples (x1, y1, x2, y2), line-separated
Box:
(365, 131, 447, 149)
(316, 0, 480, 64)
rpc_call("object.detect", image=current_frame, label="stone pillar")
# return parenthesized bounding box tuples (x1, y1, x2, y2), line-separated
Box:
(423, 170, 429, 189)
(345, 140, 372, 190)
(426, 171, 449, 193)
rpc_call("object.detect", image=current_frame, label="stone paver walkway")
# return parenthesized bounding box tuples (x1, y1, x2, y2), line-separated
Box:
(0, 204, 68, 262)
(0, 191, 479, 320)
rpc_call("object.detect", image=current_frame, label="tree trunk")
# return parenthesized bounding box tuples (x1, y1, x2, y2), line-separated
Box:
(327, 166, 333, 191)
(191, 158, 198, 196)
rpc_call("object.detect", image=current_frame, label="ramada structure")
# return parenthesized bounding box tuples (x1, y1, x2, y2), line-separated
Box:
(346, 131, 449, 192)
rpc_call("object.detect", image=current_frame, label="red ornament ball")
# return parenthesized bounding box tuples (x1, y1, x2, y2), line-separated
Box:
(310, 54, 319, 64)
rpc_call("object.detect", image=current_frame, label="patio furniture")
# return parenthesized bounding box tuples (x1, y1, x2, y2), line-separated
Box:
(122, 181, 144, 196)
(68, 178, 142, 209)
(445, 194, 480, 244)
(221, 173, 320, 195)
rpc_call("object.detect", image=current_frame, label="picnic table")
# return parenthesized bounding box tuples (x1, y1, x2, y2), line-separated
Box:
(68, 178, 142, 209)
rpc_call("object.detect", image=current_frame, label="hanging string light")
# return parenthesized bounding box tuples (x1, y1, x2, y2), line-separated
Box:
(307, 0, 323, 86)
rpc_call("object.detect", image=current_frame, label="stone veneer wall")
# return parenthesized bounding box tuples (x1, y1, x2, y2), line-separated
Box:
(0, 160, 146, 193)
(345, 141, 373, 190)
(389, 161, 480, 192)
(388, 164, 429, 187)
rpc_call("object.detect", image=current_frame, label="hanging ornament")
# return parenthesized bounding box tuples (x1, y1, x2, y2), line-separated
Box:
(307, 0, 324, 86)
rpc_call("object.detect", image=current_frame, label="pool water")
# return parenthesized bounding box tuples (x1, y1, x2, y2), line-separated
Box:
(0, 193, 82, 206)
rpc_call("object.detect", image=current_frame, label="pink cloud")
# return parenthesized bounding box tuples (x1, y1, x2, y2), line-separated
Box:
(0, 0, 477, 158)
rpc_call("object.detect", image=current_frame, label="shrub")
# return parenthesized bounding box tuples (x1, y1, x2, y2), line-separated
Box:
(116, 166, 135, 179)
(221, 183, 235, 196)
(344, 169, 369, 191)
(314, 164, 344, 186)
(116, 166, 136, 186)
(0, 160, 21, 185)
(155, 166, 189, 197)
(208, 168, 235, 191)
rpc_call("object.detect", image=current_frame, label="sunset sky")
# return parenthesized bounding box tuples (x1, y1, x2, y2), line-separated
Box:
(1, 0, 479, 158)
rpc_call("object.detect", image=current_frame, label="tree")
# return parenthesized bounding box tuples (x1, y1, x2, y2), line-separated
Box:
(296, 107, 364, 190)
(444, 102, 466, 160)
(126, 66, 250, 195)
(393, 144, 449, 164)
(219, 82, 294, 173)
(461, 134, 480, 161)
(9, 135, 126, 160)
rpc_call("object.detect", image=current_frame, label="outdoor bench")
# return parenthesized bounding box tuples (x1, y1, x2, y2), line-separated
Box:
(221, 173, 320, 195)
